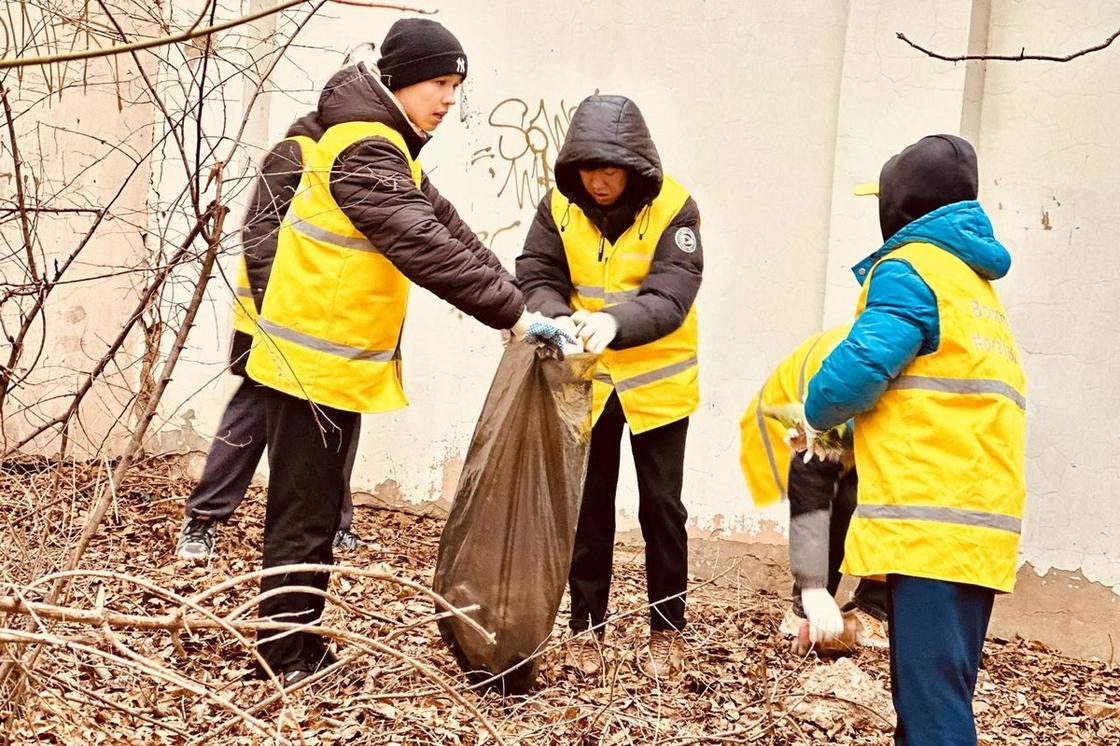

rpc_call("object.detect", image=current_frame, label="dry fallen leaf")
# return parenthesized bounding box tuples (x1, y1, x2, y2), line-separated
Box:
(1081, 700, 1119, 721)
(1, 455, 1115, 745)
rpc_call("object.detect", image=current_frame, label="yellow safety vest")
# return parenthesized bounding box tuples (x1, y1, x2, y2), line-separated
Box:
(739, 325, 850, 507)
(231, 134, 316, 337)
(841, 242, 1027, 592)
(551, 175, 699, 435)
(246, 122, 423, 413)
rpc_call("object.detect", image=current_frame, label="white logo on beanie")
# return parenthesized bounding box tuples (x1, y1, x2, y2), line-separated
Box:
(675, 227, 697, 253)
(456, 56, 466, 74)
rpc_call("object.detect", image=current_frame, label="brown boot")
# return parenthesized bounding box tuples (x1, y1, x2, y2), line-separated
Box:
(563, 632, 603, 677)
(850, 608, 890, 649)
(641, 630, 685, 679)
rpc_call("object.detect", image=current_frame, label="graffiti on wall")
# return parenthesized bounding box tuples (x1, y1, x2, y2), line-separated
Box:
(471, 96, 586, 210)
(475, 219, 523, 254)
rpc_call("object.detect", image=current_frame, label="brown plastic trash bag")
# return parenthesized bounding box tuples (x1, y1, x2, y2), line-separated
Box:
(434, 343, 594, 694)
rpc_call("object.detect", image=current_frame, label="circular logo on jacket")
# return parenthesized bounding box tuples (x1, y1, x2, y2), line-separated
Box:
(674, 227, 697, 253)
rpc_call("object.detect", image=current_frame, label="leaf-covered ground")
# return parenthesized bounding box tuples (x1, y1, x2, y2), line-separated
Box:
(1, 457, 1116, 744)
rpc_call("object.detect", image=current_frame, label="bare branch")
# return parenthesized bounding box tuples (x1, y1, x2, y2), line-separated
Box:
(897, 27, 1120, 62)
(0, 0, 436, 71)
(57, 172, 227, 590)
(0, 86, 36, 278)
(1, 219, 207, 457)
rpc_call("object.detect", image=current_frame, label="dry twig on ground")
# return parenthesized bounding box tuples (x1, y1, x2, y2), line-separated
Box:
(1, 458, 1115, 745)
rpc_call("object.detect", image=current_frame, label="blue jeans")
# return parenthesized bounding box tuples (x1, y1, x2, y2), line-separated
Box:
(888, 575, 995, 745)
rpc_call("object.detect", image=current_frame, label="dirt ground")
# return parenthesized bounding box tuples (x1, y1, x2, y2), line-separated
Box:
(0, 457, 1116, 744)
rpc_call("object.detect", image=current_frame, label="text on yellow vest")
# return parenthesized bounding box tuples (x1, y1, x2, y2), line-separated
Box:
(841, 242, 1027, 592)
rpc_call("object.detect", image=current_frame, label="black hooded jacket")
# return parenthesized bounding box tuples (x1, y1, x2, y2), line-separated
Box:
(318, 63, 524, 330)
(515, 95, 702, 349)
(231, 111, 325, 374)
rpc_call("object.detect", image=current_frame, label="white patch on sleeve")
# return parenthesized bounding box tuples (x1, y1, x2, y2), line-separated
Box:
(674, 226, 697, 253)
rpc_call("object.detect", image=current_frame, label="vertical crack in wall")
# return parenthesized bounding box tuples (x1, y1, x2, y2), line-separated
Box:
(960, 0, 993, 145)
(816, 0, 857, 332)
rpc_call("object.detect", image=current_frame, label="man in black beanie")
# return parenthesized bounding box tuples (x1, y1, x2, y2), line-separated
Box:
(245, 18, 566, 685)
(378, 18, 468, 95)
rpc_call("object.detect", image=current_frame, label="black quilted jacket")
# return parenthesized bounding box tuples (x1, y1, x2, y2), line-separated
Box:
(321, 63, 524, 331)
(515, 95, 702, 350)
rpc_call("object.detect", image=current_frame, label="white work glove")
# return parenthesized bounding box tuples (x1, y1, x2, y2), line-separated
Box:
(800, 587, 844, 644)
(571, 309, 618, 354)
(781, 420, 819, 463)
(552, 316, 586, 356)
(551, 315, 579, 342)
(800, 419, 821, 464)
(510, 309, 539, 341)
(787, 421, 848, 465)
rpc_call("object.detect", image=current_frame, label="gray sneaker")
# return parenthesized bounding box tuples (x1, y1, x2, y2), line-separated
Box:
(176, 517, 216, 561)
(332, 528, 361, 553)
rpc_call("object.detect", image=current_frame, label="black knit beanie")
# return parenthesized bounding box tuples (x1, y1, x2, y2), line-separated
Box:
(377, 19, 467, 91)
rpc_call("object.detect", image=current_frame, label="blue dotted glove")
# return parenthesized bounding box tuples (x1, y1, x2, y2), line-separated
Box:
(525, 320, 576, 350)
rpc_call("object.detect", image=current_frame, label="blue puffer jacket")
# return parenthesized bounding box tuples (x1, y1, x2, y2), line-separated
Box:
(805, 200, 1011, 430)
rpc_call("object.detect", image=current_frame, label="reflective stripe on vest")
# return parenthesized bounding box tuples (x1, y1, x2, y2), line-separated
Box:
(797, 335, 823, 400)
(256, 319, 397, 362)
(855, 503, 1022, 534)
(754, 390, 784, 499)
(574, 285, 640, 305)
(738, 325, 850, 508)
(842, 241, 1026, 593)
(246, 121, 423, 414)
(613, 355, 698, 393)
(888, 374, 1026, 411)
(288, 218, 380, 253)
(552, 175, 699, 435)
(231, 254, 258, 335)
(232, 134, 316, 337)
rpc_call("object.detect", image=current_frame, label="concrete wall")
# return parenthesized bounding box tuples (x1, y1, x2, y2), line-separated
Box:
(0, 4, 158, 458)
(210, 0, 854, 528)
(980, 0, 1120, 603)
(38, 1, 1115, 652)
(821, 0, 1120, 594)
